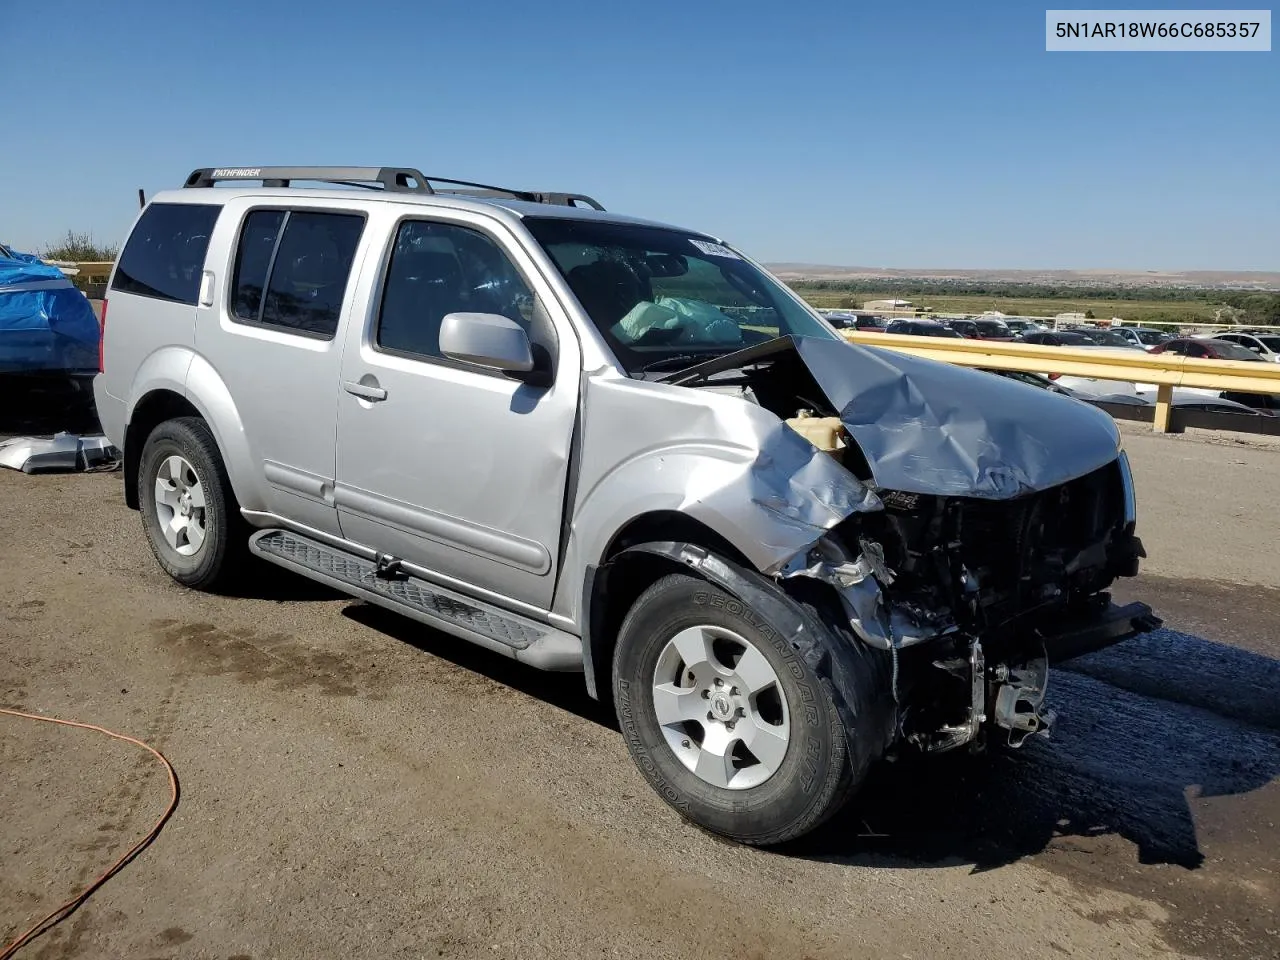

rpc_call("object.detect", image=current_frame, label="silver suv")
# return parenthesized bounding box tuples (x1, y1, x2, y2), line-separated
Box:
(95, 166, 1158, 845)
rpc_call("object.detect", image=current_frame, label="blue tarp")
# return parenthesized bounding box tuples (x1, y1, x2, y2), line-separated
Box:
(0, 249, 101, 374)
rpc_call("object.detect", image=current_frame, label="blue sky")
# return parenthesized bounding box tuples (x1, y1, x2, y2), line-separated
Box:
(2, 0, 1275, 269)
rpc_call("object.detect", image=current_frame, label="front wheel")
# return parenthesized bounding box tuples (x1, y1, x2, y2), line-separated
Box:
(612, 573, 872, 845)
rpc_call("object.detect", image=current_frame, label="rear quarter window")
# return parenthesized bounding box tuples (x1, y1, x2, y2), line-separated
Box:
(111, 203, 221, 304)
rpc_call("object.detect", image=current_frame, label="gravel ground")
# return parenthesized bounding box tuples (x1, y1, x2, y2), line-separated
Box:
(1, 413, 1277, 960)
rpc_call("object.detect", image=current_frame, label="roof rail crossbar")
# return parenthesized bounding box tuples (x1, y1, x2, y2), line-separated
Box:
(420, 176, 605, 210)
(183, 166, 605, 209)
(184, 166, 433, 192)
(433, 186, 606, 210)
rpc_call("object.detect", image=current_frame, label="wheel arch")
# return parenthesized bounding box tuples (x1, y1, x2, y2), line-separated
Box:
(586, 540, 894, 770)
(123, 354, 264, 514)
(123, 390, 202, 509)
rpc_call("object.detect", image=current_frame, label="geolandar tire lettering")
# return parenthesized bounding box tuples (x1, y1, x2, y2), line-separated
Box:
(612, 572, 861, 845)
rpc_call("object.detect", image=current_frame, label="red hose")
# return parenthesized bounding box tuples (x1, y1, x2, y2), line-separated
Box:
(0, 708, 179, 960)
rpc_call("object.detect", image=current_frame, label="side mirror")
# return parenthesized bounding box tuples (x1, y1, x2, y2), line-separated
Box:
(439, 312, 534, 374)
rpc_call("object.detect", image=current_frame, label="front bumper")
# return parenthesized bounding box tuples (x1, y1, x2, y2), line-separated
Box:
(1036, 598, 1162, 664)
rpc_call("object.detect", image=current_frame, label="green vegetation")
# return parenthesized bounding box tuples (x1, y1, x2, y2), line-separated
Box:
(787, 279, 1280, 326)
(41, 230, 117, 263)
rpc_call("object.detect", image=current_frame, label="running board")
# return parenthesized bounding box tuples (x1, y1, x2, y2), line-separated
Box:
(249, 529, 583, 672)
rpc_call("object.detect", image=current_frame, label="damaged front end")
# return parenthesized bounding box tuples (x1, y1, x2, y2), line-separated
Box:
(668, 335, 1162, 753)
(780, 463, 1158, 752)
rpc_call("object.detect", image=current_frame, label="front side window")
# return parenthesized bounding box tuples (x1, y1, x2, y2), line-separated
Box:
(230, 209, 364, 339)
(376, 220, 540, 361)
(523, 217, 835, 375)
(112, 202, 221, 304)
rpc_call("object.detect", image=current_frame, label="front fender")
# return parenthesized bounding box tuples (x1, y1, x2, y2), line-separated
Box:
(553, 373, 881, 624)
(568, 429, 879, 580)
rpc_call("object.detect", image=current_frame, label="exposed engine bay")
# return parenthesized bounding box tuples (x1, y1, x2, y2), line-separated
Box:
(664, 336, 1157, 753)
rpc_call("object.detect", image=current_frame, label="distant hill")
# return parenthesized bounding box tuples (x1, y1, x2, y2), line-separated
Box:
(766, 264, 1280, 292)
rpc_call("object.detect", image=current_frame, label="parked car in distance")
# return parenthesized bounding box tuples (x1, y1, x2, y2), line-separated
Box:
(1212, 331, 1280, 362)
(1152, 337, 1262, 360)
(1151, 337, 1280, 411)
(1111, 327, 1173, 351)
(1060, 327, 1146, 350)
(1017, 329, 1160, 398)
(95, 165, 1157, 846)
(946, 318, 1015, 341)
(1017, 330, 1104, 348)
(884, 319, 965, 338)
(824, 311, 888, 333)
(1003, 319, 1047, 336)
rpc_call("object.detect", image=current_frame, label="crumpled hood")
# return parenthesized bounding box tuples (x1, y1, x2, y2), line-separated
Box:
(792, 336, 1122, 499)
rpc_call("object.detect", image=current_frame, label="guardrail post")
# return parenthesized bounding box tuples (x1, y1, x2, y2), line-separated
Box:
(1153, 384, 1174, 434)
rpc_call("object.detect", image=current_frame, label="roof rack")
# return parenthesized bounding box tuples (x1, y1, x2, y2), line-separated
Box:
(182, 166, 605, 210)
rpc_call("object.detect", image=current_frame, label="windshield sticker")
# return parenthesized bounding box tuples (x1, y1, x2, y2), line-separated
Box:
(689, 240, 741, 260)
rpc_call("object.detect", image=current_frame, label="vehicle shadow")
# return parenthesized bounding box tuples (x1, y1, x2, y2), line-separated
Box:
(787, 628, 1280, 873)
(225, 559, 348, 602)
(335, 595, 1280, 873)
(340, 602, 617, 729)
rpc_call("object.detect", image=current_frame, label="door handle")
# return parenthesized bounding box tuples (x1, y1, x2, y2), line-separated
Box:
(342, 379, 388, 402)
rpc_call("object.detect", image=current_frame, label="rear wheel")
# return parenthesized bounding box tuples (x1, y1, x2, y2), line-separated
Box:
(138, 417, 246, 591)
(613, 573, 870, 845)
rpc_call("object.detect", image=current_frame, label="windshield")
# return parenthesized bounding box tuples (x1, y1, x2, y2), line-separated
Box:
(524, 217, 836, 374)
(1206, 341, 1263, 361)
(974, 320, 1011, 337)
(1079, 329, 1132, 347)
(1053, 331, 1095, 346)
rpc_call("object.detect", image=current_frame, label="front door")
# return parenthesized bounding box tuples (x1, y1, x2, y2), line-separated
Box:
(334, 213, 579, 611)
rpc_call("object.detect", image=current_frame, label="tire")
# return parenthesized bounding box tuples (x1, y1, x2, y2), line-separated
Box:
(138, 416, 246, 591)
(612, 572, 871, 846)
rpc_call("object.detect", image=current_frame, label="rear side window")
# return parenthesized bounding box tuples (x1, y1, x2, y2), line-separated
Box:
(230, 210, 364, 339)
(112, 203, 220, 304)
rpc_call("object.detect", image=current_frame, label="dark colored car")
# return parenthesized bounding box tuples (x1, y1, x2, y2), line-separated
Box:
(947, 318, 1015, 341)
(1152, 338, 1280, 411)
(885, 320, 965, 338)
(1152, 337, 1261, 361)
(1017, 330, 1100, 347)
(1060, 327, 1144, 350)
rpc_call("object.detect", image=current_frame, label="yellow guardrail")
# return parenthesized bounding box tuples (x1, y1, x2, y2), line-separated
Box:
(840, 330, 1280, 433)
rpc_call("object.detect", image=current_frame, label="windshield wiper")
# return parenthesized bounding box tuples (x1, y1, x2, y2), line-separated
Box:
(635, 354, 718, 376)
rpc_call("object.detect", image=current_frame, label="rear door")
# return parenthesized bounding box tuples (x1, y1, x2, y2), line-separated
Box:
(195, 198, 369, 535)
(333, 209, 580, 610)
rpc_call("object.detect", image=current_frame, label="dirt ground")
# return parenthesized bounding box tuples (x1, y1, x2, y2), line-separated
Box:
(2, 422, 1278, 960)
